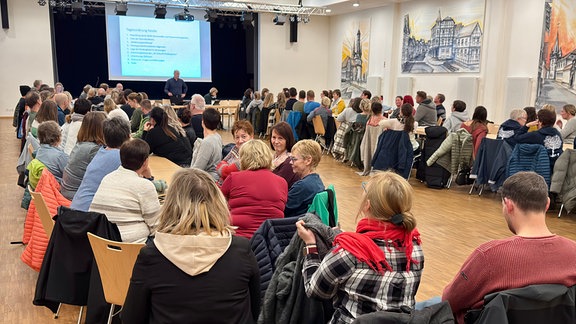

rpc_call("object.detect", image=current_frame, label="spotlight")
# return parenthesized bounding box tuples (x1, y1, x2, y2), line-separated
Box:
(38, 0, 47, 6)
(115, 3, 128, 16)
(352, 2, 360, 7)
(273, 14, 286, 26)
(204, 10, 218, 23)
(326, 9, 332, 13)
(302, 16, 310, 24)
(71, 1, 84, 20)
(154, 5, 167, 19)
(175, 8, 194, 22)
(240, 12, 254, 27)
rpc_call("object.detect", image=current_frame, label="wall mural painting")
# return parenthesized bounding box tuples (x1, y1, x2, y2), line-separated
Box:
(401, 0, 485, 73)
(341, 19, 370, 99)
(537, 0, 576, 110)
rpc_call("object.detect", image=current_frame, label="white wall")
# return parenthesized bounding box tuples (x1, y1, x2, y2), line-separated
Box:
(258, 13, 330, 97)
(0, 0, 54, 117)
(326, 0, 546, 123)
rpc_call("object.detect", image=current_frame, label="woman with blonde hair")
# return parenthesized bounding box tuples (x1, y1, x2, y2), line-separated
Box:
(221, 139, 288, 238)
(296, 171, 424, 323)
(284, 139, 325, 217)
(122, 168, 260, 324)
(103, 98, 129, 122)
(558, 104, 576, 144)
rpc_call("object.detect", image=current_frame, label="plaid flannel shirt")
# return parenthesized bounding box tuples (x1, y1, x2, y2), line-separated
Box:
(303, 239, 424, 324)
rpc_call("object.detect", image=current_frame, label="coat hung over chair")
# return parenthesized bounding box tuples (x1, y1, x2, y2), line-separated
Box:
(371, 130, 414, 179)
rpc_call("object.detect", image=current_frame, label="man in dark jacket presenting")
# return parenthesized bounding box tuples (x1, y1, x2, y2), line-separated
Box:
(164, 70, 187, 105)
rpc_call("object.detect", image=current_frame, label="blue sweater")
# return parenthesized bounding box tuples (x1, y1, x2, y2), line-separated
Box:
(284, 173, 325, 218)
(70, 148, 120, 211)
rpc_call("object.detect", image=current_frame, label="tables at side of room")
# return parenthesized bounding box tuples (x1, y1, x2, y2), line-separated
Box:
(148, 155, 182, 186)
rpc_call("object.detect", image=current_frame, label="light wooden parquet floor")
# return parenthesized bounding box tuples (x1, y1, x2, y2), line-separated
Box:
(1, 118, 575, 323)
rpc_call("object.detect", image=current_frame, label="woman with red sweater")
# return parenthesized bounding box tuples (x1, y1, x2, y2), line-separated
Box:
(221, 139, 288, 238)
(460, 106, 488, 158)
(216, 120, 254, 185)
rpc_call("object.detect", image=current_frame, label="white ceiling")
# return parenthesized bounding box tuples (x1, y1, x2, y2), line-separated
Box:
(232, 0, 412, 16)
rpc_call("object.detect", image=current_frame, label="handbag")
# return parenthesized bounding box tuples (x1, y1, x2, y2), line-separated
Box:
(455, 167, 473, 185)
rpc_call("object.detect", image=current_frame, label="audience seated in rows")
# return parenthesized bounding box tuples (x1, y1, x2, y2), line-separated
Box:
(442, 172, 576, 323)
(60, 98, 91, 155)
(89, 139, 160, 243)
(460, 106, 488, 158)
(143, 107, 192, 167)
(122, 168, 259, 324)
(434, 93, 447, 121)
(30, 100, 58, 138)
(34, 121, 68, 184)
(331, 89, 346, 115)
(293, 90, 305, 113)
(176, 107, 198, 149)
(103, 98, 129, 122)
(296, 171, 423, 323)
(189, 94, 206, 139)
(414, 91, 437, 127)
(128, 92, 144, 133)
(270, 122, 301, 188)
(284, 140, 325, 218)
(221, 139, 288, 238)
(60, 111, 106, 200)
(443, 100, 468, 133)
(511, 108, 563, 172)
(216, 120, 254, 185)
(119, 89, 134, 119)
(380, 103, 419, 151)
(53, 93, 70, 126)
(71, 117, 131, 212)
(497, 108, 527, 142)
(191, 108, 222, 180)
(131, 98, 151, 139)
(307, 97, 333, 130)
(558, 104, 576, 144)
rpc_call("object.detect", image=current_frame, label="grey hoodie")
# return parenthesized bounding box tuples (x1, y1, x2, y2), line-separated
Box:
(154, 230, 232, 276)
(415, 99, 438, 127)
(443, 110, 469, 133)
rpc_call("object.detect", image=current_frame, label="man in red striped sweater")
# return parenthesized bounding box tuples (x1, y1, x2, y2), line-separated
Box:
(442, 171, 576, 323)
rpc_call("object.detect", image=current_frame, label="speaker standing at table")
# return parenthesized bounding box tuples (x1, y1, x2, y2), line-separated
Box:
(164, 70, 187, 105)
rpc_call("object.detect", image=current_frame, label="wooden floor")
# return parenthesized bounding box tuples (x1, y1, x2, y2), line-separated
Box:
(1, 118, 576, 322)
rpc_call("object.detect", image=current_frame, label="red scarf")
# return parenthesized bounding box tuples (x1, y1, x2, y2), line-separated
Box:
(333, 218, 421, 273)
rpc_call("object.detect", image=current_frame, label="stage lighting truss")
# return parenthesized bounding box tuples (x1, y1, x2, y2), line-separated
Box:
(42, 0, 327, 17)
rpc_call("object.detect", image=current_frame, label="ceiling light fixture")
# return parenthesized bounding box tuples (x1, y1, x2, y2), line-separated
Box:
(204, 10, 218, 23)
(273, 14, 286, 26)
(115, 3, 128, 16)
(326, 9, 332, 13)
(353, 2, 360, 7)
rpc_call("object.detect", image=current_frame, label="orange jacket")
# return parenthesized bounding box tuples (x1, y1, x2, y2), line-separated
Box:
(21, 169, 71, 271)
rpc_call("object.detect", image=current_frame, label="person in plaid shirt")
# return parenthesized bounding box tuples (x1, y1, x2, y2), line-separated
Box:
(296, 171, 424, 323)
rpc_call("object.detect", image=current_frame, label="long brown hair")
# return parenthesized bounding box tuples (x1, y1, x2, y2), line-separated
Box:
(150, 107, 177, 141)
(36, 100, 58, 123)
(77, 111, 106, 145)
(401, 103, 415, 133)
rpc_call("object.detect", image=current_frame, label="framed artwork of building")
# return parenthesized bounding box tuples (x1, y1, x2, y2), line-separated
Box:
(341, 19, 370, 98)
(401, 0, 485, 73)
(536, 0, 576, 110)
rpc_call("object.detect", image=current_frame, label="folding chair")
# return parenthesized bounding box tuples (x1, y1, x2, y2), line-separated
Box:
(312, 115, 328, 152)
(87, 233, 145, 324)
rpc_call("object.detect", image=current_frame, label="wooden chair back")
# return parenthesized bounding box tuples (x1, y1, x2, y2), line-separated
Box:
(487, 123, 500, 134)
(437, 117, 444, 126)
(87, 233, 145, 306)
(30, 190, 54, 238)
(161, 99, 171, 106)
(312, 115, 326, 136)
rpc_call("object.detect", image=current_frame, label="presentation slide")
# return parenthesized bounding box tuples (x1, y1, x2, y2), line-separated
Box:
(106, 15, 212, 82)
